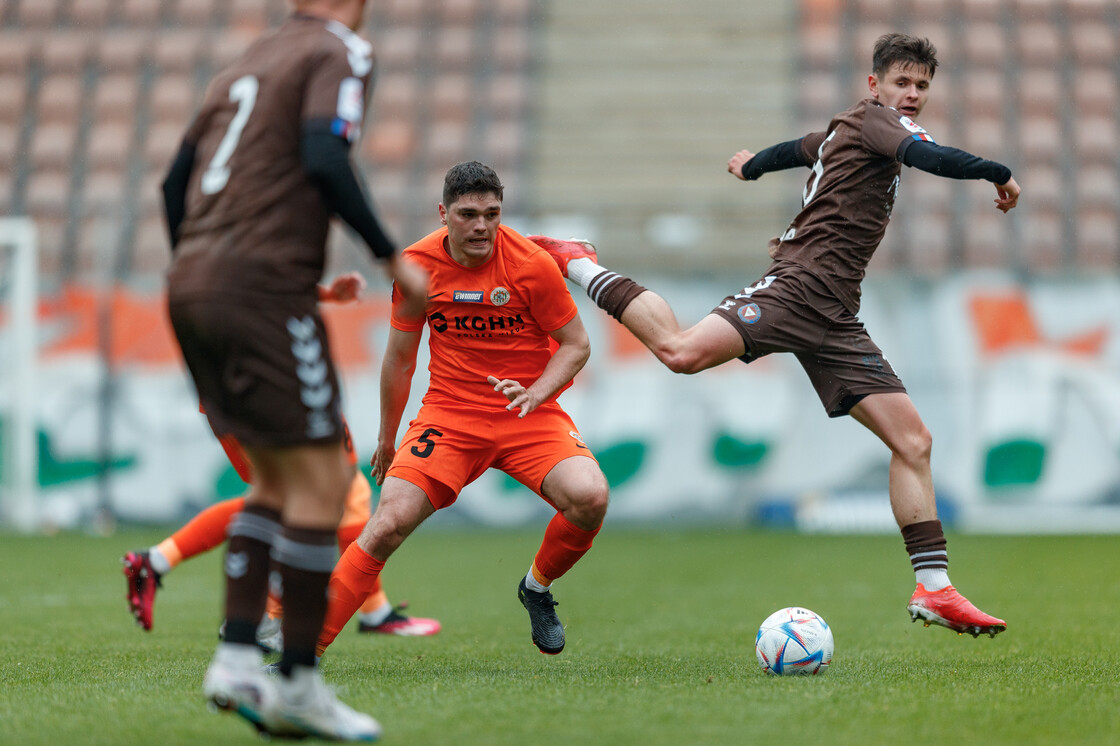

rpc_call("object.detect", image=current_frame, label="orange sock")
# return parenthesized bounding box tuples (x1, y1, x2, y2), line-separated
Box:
(317, 542, 385, 656)
(336, 522, 386, 614)
(532, 512, 601, 584)
(156, 497, 245, 568)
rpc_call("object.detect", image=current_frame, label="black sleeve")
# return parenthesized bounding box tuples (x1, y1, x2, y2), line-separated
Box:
(740, 138, 809, 180)
(899, 139, 1012, 184)
(161, 141, 196, 251)
(300, 122, 396, 259)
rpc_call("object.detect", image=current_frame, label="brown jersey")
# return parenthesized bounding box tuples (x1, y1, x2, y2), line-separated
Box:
(768, 98, 934, 313)
(167, 14, 375, 302)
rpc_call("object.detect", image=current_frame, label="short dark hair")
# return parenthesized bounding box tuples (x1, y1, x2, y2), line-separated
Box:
(872, 33, 939, 78)
(442, 161, 504, 207)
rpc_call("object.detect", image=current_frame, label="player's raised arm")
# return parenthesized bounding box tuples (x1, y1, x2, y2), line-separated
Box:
(728, 135, 820, 181)
(899, 140, 1020, 212)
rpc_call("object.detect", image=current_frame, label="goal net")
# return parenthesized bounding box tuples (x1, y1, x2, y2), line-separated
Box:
(0, 217, 39, 532)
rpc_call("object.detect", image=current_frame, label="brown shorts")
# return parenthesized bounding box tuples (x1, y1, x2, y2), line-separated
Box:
(710, 265, 906, 417)
(387, 399, 597, 509)
(169, 296, 344, 448)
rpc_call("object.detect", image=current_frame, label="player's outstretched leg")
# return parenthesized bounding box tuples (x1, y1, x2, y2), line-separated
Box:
(907, 584, 1007, 638)
(526, 236, 597, 278)
(517, 577, 565, 655)
(122, 551, 162, 631)
(358, 601, 441, 637)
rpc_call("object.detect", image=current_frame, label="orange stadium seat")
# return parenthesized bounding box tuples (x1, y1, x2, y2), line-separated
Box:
(69, 0, 113, 28)
(376, 27, 422, 72)
(1016, 22, 1062, 66)
(1019, 68, 1061, 115)
(495, 0, 533, 23)
(1074, 115, 1117, 166)
(963, 69, 1005, 118)
(25, 170, 71, 218)
(854, 0, 894, 22)
(0, 34, 34, 74)
(80, 167, 129, 211)
(363, 117, 417, 167)
(1066, 0, 1111, 21)
(150, 73, 199, 124)
(96, 32, 151, 75)
(425, 120, 470, 166)
(384, 0, 427, 25)
(963, 23, 1006, 69)
(36, 73, 83, 123)
(441, 0, 480, 25)
(86, 121, 135, 169)
(16, 0, 63, 27)
(1072, 67, 1117, 117)
(154, 30, 204, 73)
(493, 31, 530, 72)
(29, 121, 77, 171)
(800, 22, 842, 72)
(40, 32, 92, 72)
(488, 73, 528, 119)
(0, 73, 27, 124)
(121, 0, 162, 26)
(1018, 114, 1063, 166)
(431, 73, 472, 122)
(1071, 22, 1116, 66)
(92, 74, 141, 123)
(172, 0, 219, 27)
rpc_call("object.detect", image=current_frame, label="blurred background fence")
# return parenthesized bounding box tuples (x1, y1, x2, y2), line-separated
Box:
(2, 0, 1118, 533)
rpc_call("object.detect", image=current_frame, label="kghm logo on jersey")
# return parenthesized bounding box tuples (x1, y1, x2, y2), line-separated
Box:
(490, 287, 510, 306)
(453, 290, 484, 303)
(738, 303, 761, 324)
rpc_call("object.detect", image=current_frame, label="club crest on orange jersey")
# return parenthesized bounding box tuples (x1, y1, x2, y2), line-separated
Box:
(490, 287, 510, 306)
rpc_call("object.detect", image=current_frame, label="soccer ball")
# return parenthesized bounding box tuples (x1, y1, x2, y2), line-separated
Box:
(754, 606, 833, 676)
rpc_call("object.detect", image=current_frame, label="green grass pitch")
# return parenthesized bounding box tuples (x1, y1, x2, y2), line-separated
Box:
(1, 526, 1116, 744)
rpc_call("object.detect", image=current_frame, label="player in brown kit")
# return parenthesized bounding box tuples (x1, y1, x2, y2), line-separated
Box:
(537, 33, 1018, 639)
(161, 0, 426, 739)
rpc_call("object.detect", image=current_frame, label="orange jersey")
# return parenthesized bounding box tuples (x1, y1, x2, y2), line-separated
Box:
(391, 225, 579, 409)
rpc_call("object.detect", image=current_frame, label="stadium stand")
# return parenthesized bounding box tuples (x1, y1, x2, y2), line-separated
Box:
(0, 0, 1116, 283)
(0, 0, 538, 284)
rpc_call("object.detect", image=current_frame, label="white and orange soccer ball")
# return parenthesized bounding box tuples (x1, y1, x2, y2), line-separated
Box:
(754, 607, 834, 676)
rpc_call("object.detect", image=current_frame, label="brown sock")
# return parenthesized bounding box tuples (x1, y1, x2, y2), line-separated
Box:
(222, 505, 281, 645)
(587, 273, 647, 322)
(273, 526, 337, 673)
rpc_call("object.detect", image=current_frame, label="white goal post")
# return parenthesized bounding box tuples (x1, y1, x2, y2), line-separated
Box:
(0, 217, 39, 532)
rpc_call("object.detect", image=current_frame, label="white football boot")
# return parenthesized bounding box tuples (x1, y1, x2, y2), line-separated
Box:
(269, 665, 382, 742)
(202, 642, 277, 734)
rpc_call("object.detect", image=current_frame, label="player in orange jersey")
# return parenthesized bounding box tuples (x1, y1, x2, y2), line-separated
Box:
(316, 161, 610, 657)
(122, 273, 440, 643)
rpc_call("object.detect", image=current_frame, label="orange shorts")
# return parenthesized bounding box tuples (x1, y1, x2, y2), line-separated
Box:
(387, 400, 597, 510)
